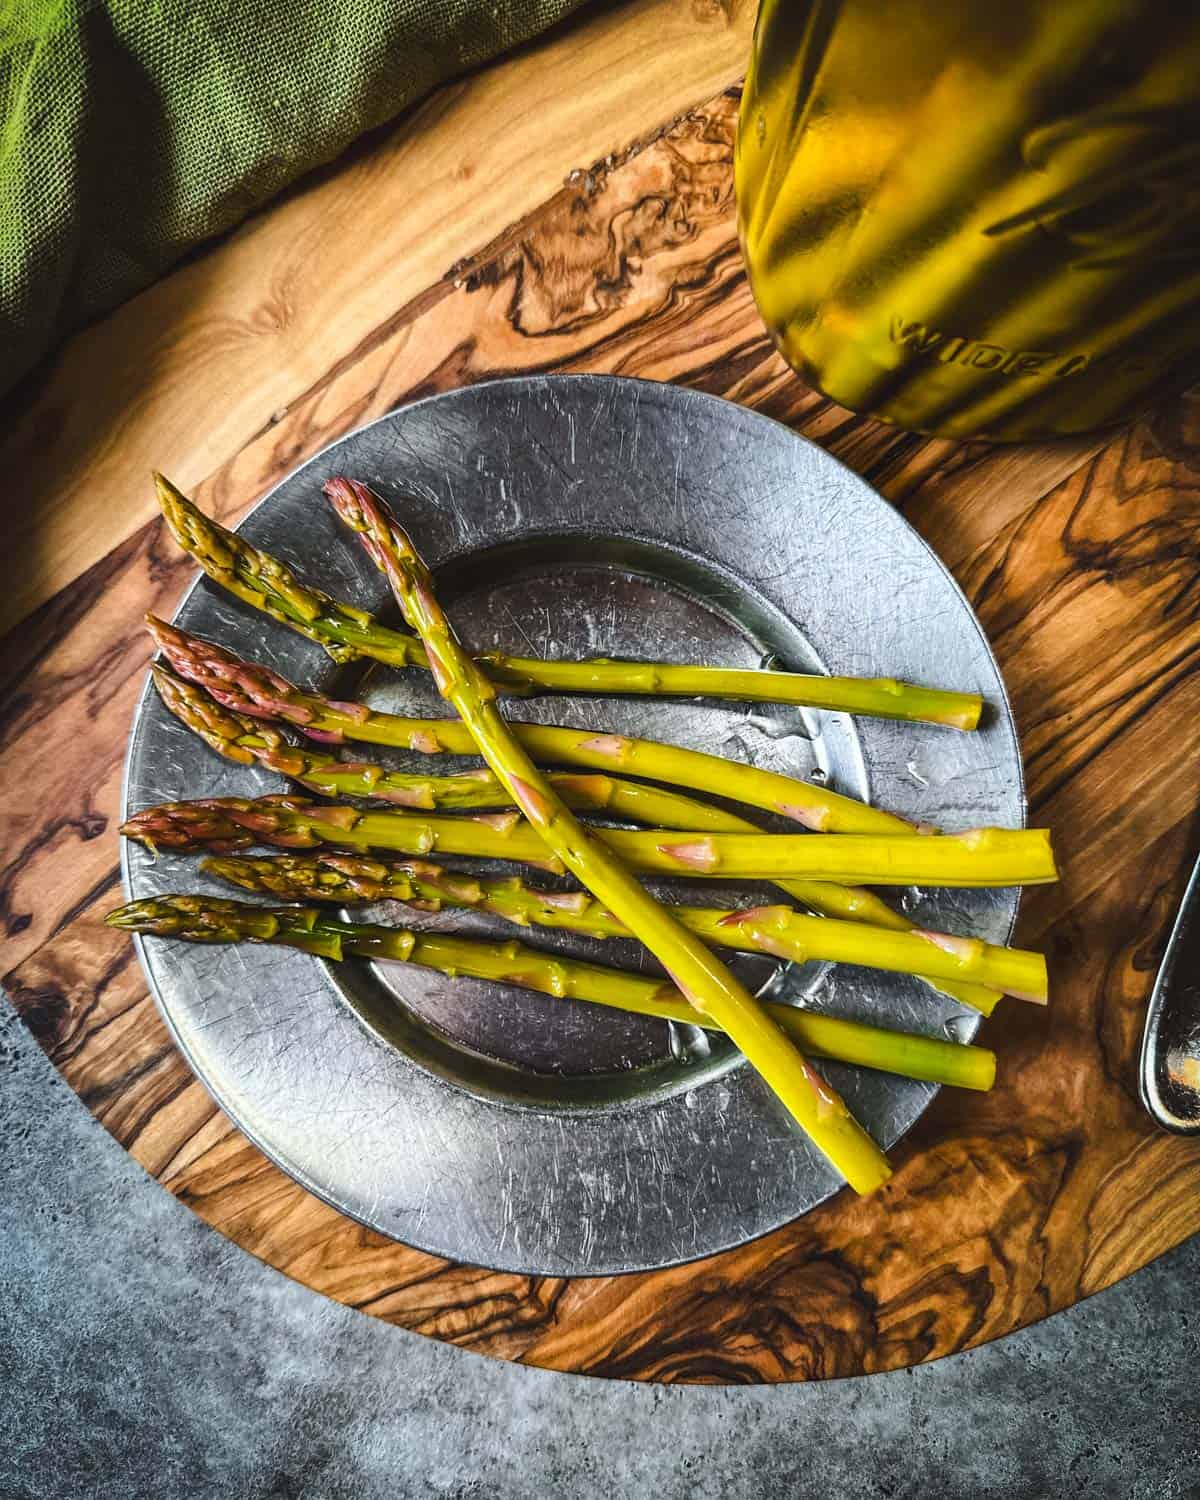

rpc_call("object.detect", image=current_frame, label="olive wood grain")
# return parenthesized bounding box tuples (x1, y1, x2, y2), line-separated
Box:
(4, 86, 1199, 1384)
(0, 0, 758, 637)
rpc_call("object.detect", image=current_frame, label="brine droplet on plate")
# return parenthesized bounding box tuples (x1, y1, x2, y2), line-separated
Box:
(942, 1013, 975, 1044)
(668, 1020, 712, 1064)
(745, 708, 814, 742)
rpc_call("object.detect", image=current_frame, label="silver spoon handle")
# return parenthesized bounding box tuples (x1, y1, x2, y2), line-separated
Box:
(1140, 851, 1200, 1134)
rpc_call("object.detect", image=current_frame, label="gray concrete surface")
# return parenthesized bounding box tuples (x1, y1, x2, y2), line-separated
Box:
(2, 996, 1197, 1500)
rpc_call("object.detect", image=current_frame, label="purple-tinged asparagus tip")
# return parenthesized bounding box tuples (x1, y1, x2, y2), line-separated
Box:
(322, 476, 368, 528)
(324, 478, 422, 567)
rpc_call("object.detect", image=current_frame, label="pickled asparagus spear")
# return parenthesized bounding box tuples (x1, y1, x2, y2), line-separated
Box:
(154, 660, 1006, 1018)
(121, 794, 1057, 886)
(155, 473, 981, 729)
(152, 662, 760, 828)
(147, 616, 1003, 1013)
(105, 895, 997, 1091)
(203, 852, 1049, 1003)
(325, 473, 893, 1194)
(146, 612, 915, 835)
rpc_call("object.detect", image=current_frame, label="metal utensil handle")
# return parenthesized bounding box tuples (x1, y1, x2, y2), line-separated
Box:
(1140, 851, 1200, 1135)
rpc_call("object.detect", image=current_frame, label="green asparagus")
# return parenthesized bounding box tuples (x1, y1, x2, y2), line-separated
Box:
(204, 852, 1049, 1002)
(156, 473, 982, 729)
(327, 476, 896, 1194)
(105, 894, 997, 1091)
(121, 793, 1057, 886)
(153, 661, 770, 828)
(147, 615, 1003, 1014)
(146, 612, 917, 835)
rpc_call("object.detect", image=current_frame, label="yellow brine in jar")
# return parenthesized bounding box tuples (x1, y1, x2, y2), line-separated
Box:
(736, 0, 1200, 441)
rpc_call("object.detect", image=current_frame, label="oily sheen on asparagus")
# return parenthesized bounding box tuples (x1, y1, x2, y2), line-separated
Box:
(152, 661, 760, 828)
(105, 895, 996, 1092)
(102, 471, 1056, 1202)
(155, 473, 982, 729)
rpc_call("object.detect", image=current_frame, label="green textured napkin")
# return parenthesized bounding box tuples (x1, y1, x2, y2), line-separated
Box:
(0, 0, 586, 397)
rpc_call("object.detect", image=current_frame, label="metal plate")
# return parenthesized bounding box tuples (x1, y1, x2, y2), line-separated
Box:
(122, 374, 1024, 1276)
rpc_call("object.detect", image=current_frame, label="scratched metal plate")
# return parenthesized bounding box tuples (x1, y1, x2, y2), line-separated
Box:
(122, 375, 1023, 1275)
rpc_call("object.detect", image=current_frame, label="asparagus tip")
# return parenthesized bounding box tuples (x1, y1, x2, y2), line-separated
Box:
(153, 471, 184, 512)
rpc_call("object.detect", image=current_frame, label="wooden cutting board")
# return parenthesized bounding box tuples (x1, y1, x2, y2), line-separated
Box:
(4, 34, 1200, 1381)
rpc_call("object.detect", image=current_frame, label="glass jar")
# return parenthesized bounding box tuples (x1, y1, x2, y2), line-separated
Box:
(736, 0, 1200, 441)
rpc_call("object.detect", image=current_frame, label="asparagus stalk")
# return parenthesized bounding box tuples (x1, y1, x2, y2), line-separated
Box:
(121, 794, 1057, 887)
(148, 616, 1003, 1014)
(152, 662, 762, 828)
(156, 665, 1005, 1019)
(105, 895, 996, 1092)
(156, 473, 982, 730)
(325, 476, 892, 1190)
(146, 613, 916, 836)
(203, 852, 1049, 1003)
(331, 485, 897, 1191)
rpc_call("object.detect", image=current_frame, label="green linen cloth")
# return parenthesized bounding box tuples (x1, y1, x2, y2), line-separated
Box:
(0, 0, 586, 397)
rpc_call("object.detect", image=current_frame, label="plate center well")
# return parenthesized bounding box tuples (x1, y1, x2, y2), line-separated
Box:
(326, 532, 872, 1112)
